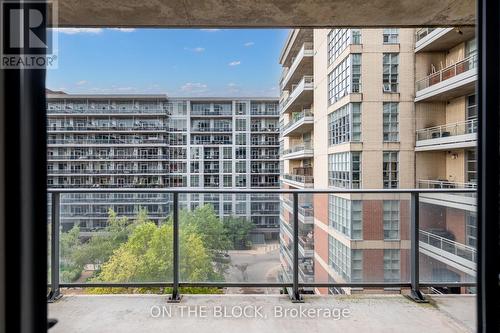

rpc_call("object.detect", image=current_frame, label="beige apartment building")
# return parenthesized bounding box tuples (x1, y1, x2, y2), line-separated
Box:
(414, 27, 477, 288)
(279, 28, 477, 295)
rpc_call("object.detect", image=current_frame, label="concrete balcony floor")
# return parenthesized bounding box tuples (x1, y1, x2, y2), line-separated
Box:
(49, 294, 475, 333)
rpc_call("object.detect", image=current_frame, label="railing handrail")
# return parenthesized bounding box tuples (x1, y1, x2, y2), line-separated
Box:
(416, 53, 478, 89)
(46, 187, 477, 194)
(47, 188, 477, 303)
(282, 110, 314, 132)
(417, 179, 477, 189)
(416, 118, 478, 135)
(419, 229, 477, 262)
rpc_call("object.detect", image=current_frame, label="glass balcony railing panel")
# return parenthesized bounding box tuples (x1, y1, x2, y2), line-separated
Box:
(416, 53, 478, 91)
(57, 192, 173, 287)
(302, 193, 411, 291)
(418, 192, 477, 289)
(179, 193, 281, 292)
(415, 28, 437, 42)
(416, 118, 478, 141)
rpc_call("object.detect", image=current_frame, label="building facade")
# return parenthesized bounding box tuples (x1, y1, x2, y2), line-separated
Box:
(414, 27, 477, 287)
(278, 28, 477, 294)
(46, 93, 281, 242)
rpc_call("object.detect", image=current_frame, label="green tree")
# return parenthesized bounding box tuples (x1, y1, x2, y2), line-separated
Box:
(223, 216, 255, 250)
(176, 204, 231, 254)
(88, 221, 221, 294)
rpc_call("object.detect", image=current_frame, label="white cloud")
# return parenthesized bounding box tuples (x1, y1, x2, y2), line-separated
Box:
(76, 80, 88, 86)
(228, 60, 241, 66)
(184, 47, 205, 53)
(244, 41, 255, 47)
(200, 29, 221, 32)
(227, 82, 238, 87)
(109, 28, 136, 32)
(180, 82, 208, 92)
(55, 28, 103, 35)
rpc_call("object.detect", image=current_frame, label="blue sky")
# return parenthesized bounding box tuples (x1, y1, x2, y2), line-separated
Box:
(47, 28, 289, 97)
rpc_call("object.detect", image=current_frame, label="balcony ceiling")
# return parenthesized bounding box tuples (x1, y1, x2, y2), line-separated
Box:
(54, 0, 475, 28)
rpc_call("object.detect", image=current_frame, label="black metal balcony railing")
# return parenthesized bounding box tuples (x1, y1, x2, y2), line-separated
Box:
(47, 188, 476, 304)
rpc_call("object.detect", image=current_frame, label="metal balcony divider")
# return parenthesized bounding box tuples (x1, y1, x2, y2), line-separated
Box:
(47, 188, 476, 304)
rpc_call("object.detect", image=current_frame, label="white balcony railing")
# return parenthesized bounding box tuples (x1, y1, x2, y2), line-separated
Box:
(419, 229, 477, 263)
(418, 179, 477, 190)
(281, 143, 313, 157)
(280, 76, 314, 113)
(416, 54, 478, 91)
(416, 118, 478, 141)
(282, 110, 314, 133)
(415, 28, 437, 42)
(280, 42, 314, 89)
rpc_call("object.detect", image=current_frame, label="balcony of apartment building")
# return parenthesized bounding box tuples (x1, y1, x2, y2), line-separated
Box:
(415, 27, 476, 53)
(281, 109, 314, 137)
(279, 75, 314, 114)
(417, 179, 476, 212)
(280, 42, 314, 93)
(281, 194, 314, 224)
(415, 118, 477, 151)
(281, 167, 314, 188)
(415, 55, 477, 102)
(281, 142, 314, 160)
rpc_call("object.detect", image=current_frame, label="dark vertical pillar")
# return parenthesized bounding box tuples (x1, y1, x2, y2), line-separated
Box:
(168, 192, 181, 302)
(0, 2, 48, 332)
(409, 193, 426, 302)
(477, 0, 500, 331)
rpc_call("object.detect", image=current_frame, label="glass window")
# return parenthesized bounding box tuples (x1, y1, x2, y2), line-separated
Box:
(328, 195, 363, 239)
(328, 54, 361, 105)
(383, 28, 399, 44)
(466, 149, 477, 184)
(328, 103, 362, 145)
(383, 102, 399, 142)
(383, 200, 400, 240)
(465, 38, 477, 58)
(383, 151, 399, 188)
(328, 152, 361, 189)
(466, 212, 477, 247)
(327, 29, 361, 65)
(383, 249, 400, 282)
(236, 118, 247, 131)
(383, 53, 399, 92)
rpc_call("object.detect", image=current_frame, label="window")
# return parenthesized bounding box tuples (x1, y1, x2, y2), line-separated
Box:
(466, 212, 477, 247)
(235, 161, 246, 173)
(465, 38, 477, 58)
(328, 152, 361, 189)
(383, 102, 399, 141)
(328, 236, 351, 281)
(235, 133, 247, 145)
(383, 53, 399, 92)
(383, 28, 399, 44)
(223, 175, 232, 187)
(383, 249, 400, 282)
(383, 201, 400, 240)
(466, 149, 477, 183)
(351, 250, 363, 282)
(190, 175, 199, 187)
(235, 175, 246, 187)
(327, 29, 361, 65)
(223, 161, 232, 173)
(235, 102, 247, 115)
(235, 147, 246, 159)
(328, 195, 362, 239)
(328, 54, 361, 104)
(223, 147, 232, 159)
(328, 103, 361, 145)
(351, 54, 361, 92)
(383, 151, 399, 188)
(236, 118, 247, 131)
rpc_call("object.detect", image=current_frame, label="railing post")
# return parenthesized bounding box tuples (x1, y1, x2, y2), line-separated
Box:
(48, 193, 62, 302)
(168, 192, 182, 302)
(409, 192, 427, 302)
(290, 192, 303, 302)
